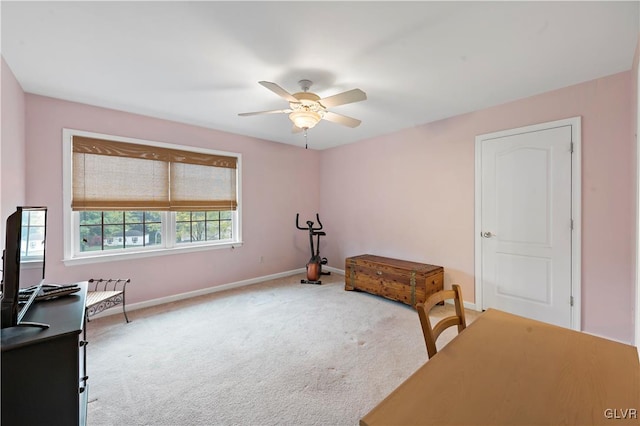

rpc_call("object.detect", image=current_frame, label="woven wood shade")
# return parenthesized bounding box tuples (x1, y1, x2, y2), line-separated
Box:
(72, 136, 237, 211)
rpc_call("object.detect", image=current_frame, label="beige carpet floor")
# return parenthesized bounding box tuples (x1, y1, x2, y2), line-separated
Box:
(85, 272, 478, 426)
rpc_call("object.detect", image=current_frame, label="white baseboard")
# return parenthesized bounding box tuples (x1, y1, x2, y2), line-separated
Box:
(582, 330, 634, 346)
(90, 266, 478, 321)
(323, 265, 345, 275)
(89, 268, 305, 320)
(444, 299, 477, 311)
(466, 301, 478, 311)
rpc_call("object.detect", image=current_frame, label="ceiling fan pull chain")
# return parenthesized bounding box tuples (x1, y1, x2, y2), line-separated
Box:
(304, 129, 309, 149)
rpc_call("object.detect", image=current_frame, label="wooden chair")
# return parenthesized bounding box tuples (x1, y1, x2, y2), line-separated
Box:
(416, 284, 466, 359)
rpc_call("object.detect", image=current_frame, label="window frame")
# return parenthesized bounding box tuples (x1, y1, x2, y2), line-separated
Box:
(62, 129, 242, 265)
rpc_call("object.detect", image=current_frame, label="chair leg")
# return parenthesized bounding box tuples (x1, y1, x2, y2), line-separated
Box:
(122, 294, 130, 323)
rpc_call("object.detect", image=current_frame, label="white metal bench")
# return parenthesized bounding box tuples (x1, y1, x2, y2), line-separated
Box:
(86, 278, 131, 323)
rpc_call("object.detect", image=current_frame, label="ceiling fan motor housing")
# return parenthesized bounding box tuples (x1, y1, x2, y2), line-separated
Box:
(290, 91, 325, 119)
(292, 91, 321, 106)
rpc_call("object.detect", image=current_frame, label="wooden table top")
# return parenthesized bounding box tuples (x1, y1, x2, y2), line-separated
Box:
(361, 309, 640, 425)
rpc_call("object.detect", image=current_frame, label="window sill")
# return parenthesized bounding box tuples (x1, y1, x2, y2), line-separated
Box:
(63, 241, 243, 266)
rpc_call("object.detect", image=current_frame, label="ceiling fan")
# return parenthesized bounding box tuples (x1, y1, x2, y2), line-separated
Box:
(238, 80, 367, 132)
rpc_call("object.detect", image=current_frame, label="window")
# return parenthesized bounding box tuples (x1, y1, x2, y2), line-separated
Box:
(63, 130, 242, 264)
(79, 211, 162, 252)
(21, 209, 46, 261)
(176, 211, 233, 243)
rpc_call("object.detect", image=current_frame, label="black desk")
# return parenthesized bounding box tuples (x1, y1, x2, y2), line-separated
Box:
(1, 282, 88, 426)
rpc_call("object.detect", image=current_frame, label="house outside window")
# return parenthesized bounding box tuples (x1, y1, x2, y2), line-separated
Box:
(63, 129, 242, 264)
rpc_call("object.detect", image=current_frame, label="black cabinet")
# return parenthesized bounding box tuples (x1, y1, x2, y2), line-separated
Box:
(1, 282, 88, 425)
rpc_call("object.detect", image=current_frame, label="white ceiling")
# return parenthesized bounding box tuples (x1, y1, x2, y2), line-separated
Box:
(1, 1, 638, 150)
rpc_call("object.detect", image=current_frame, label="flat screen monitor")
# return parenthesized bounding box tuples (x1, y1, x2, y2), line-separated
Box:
(1, 207, 47, 329)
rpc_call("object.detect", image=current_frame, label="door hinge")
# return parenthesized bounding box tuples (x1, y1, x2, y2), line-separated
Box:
(570, 296, 574, 307)
(570, 142, 574, 153)
(570, 219, 574, 230)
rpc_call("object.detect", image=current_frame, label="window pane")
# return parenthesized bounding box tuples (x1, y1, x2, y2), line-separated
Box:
(146, 211, 162, 222)
(143, 212, 162, 248)
(220, 211, 232, 220)
(80, 211, 102, 225)
(124, 224, 144, 246)
(126, 223, 143, 233)
(104, 224, 124, 249)
(25, 227, 45, 257)
(146, 223, 162, 246)
(191, 221, 205, 241)
(176, 222, 191, 243)
(220, 221, 232, 239)
(104, 211, 124, 224)
(176, 211, 191, 222)
(206, 222, 220, 240)
(124, 224, 142, 246)
(80, 225, 103, 252)
(192, 211, 205, 221)
(125, 211, 143, 223)
(29, 211, 46, 226)
(206, 211, 219, 220)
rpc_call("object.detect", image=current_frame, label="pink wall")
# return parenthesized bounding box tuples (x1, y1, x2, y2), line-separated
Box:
(24, 95, 320, 304)
(320, 71, 635, 343)
(0, 58, 26, 241)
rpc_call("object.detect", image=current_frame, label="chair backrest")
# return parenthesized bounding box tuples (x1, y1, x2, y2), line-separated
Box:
(416, 284, 466, 359)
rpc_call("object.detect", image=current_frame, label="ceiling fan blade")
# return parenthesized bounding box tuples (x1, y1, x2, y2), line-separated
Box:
(319, 88, 367, 108)
(238, 109, 291, 117)
(259, 81, 299, 103)
(323, 111, 361, 128)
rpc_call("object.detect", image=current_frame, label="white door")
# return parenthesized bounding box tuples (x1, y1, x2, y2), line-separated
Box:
(477, 119, 579, 329)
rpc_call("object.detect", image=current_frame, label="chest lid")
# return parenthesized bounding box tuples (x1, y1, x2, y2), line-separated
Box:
(348, 254, 442, 274)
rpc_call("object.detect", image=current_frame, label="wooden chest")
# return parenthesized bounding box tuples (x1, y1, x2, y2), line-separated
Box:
(345, 254, 443, 308)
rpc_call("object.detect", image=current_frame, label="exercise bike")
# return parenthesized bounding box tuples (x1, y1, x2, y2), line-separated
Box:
(296, 213, 330, 285)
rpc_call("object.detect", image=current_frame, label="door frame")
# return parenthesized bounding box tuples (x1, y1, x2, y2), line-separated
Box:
(636, 46, 640, 351)
(474, 117, 582, 330)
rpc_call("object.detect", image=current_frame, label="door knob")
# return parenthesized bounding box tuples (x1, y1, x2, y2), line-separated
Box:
(482, 231, 493, 238)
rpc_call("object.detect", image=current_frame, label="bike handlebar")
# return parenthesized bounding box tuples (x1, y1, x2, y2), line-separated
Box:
(296, 213, 324, 231)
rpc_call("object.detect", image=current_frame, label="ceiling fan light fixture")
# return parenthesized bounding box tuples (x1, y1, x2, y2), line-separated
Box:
(289, 110, 321, 129)
(239, 80, 366, 133)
